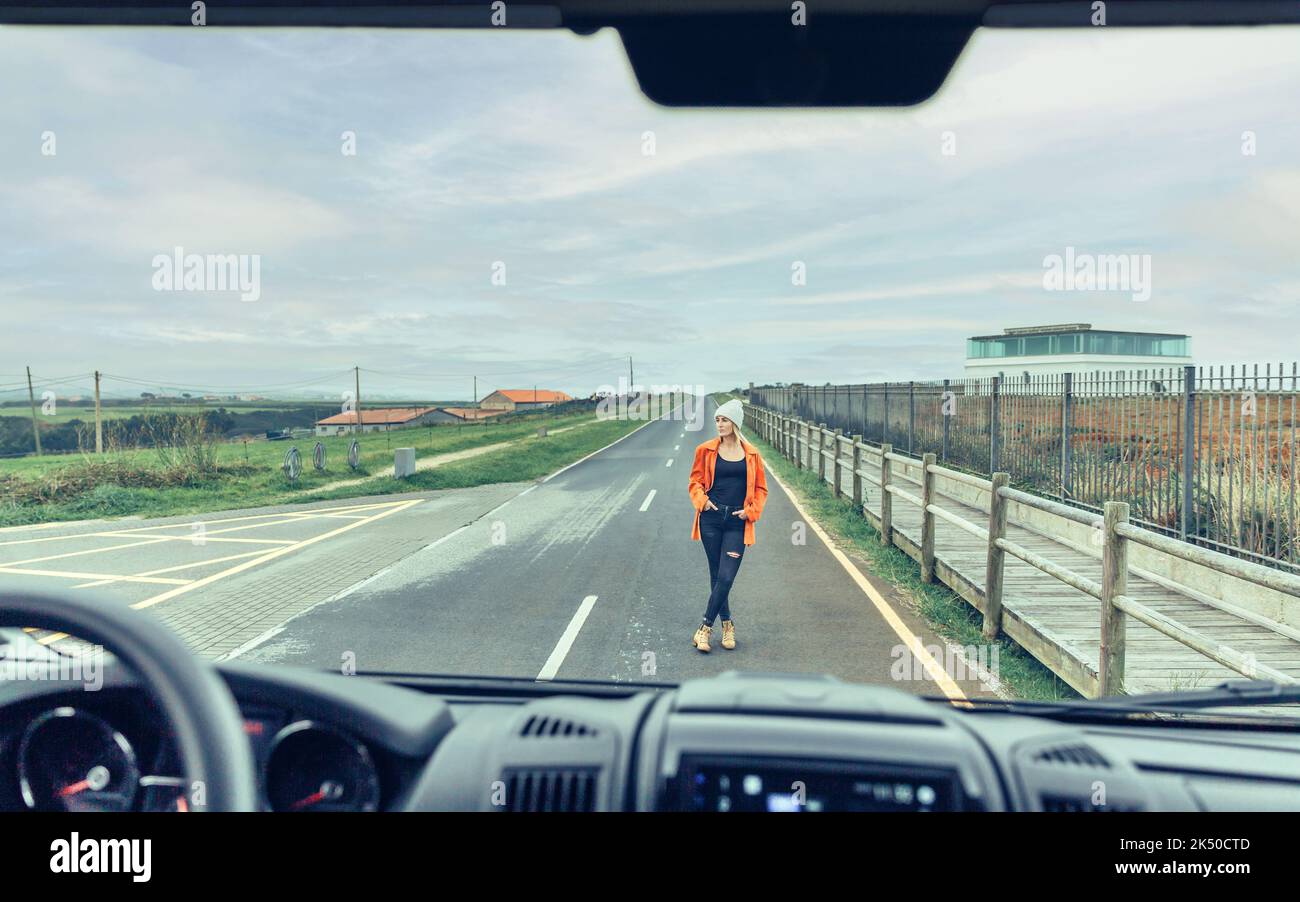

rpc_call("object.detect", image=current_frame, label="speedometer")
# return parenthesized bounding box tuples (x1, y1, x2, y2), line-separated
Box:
(17, 707, 140, 812)
(264, 721, 381, 812)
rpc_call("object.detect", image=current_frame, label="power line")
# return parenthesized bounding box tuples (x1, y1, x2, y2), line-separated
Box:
(359, 353, 630, 381)
(101, 369, 356, 393)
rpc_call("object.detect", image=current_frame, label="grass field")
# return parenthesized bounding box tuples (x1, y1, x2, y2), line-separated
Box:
(0, 408, 646, 527)
(0, 399, 462, 425)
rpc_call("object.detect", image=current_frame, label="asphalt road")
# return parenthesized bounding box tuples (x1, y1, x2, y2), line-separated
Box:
(1, 399, 994, 698)
(236, 399, 992, 697)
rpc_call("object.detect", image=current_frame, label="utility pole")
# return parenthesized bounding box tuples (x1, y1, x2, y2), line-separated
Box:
(473, 375, 477, 408)
(628, 355, 634, 394)
(94, 370, 103, 454)
(26, 366, 42, 456)
(354, 366, 362, 436)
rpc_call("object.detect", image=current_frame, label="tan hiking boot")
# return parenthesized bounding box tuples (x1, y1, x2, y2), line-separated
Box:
(692, 624, 712, 653)
(720, 620, 736, 650)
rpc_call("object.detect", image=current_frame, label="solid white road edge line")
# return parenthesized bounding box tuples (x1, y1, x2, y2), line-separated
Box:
(539, 406, 678, 485)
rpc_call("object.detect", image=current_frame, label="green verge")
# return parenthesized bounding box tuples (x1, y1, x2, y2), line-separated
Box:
(0, 412, 645, 527)
(298, 417, 643, 501)
(728, 397, 1079, 701)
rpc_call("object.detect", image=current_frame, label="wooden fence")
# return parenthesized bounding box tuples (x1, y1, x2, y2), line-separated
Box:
(745, 401, 1300, 697)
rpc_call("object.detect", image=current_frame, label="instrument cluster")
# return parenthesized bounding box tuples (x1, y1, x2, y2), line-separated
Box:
(1, 693, 384, 812)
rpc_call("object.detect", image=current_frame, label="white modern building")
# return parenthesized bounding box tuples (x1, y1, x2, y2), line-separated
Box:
(964, 324, 1192, 378)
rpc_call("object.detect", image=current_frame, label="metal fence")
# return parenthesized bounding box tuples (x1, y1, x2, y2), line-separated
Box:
(750, 363, 1300, 573)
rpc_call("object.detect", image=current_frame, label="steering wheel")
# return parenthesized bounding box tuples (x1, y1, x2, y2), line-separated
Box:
(2, 589, 257, 811)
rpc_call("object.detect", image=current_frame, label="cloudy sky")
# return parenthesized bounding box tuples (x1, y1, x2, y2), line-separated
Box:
(1, 24, 1298, 402)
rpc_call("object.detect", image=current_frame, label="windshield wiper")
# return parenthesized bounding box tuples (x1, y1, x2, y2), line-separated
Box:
(948, 680, 1300, 724)
(1086, 679, 1300, 710)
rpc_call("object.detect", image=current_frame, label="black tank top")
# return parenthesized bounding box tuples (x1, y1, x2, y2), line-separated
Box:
(709, 452, 747, 509)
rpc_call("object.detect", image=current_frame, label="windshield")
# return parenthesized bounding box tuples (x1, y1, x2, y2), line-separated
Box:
(3, 23, 1299, 706)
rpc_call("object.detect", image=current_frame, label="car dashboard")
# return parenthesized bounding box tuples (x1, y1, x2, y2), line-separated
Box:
(5, 657, 1300, 813)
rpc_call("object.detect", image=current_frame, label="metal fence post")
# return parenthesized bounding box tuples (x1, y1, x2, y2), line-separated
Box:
(920, 452, 938, 583)
(1181, 365, 1196, 541)
(832, 428, 844, 498)
(989, 375, 1002, 473)
(880, 443, 893, 545)
(851, 434, 863, 512)
(1061, 371, 1073, 501)
(862, 385, 869, 442)
(882, 384, 889, 446)
(982, 472, 1010, 640)
(1100, 500, 1130, 697)
(941, 378, 951, 462)
(908, 381, 915, 454)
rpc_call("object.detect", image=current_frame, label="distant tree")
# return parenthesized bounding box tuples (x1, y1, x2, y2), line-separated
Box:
(141, 392, 155, 400)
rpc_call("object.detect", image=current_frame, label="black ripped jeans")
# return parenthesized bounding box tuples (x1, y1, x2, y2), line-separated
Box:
(699, 505, 746, 626)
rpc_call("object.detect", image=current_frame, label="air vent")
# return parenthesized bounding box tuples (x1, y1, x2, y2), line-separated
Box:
(519, 714, 598, 739)
(1032, 743, 1109, 768)
(1041, 794, 1140, 813)
(500, 769, 599, 812)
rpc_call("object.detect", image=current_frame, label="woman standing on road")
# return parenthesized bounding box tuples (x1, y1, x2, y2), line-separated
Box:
(687, 398, 768, 653)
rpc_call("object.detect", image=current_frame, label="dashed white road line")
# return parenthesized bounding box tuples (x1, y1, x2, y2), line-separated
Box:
(536, 595, 599, 682)
(665, 458, 674, 467)
(674, 445, 680, 451)
(639, 490, 657, 512)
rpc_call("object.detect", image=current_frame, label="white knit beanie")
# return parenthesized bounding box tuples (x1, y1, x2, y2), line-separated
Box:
(715, 398, 745, 432)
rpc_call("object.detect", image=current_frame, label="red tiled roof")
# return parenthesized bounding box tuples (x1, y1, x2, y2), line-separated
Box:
(439, 407, 500, 420)
(316, 407, 437, 426)
(492, 389, 573, 403)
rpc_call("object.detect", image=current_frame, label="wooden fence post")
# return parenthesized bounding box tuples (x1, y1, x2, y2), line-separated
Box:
(851, 435, 863, 512)
(1100, 500, 1130, 697)
(920, 452, 937, 583)
(816, 424, 827, 482)
(880, 443, 893, 545)
(832, 428, 843, 498)
(982, 472, 1009, 640)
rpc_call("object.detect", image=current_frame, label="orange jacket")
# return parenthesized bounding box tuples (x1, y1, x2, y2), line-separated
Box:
(688, 437, 768, 546)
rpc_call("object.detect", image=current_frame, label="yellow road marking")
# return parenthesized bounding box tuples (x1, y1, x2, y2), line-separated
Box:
(0, 566, 191, 585)
(72, 549, 271, 588)
(0, 500, 412, 548)
(97, 533, 297, 545)
(130, 499, 422, 611)
(15, 499, 419, 644)
(764, 466, 967, 702)
(2, 538, 173, 568)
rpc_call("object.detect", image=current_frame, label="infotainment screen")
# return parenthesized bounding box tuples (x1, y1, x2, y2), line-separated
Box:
(673, 756, 965, 812)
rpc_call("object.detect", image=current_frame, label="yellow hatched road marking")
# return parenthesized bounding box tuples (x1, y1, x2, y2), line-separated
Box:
(0, 567, 191, 585)
(96, 533, 297, 545)
(129, 499, 423, 611)
(3, 538, 173, 568)
(0, 500, 413, 549)
(72, 549, 271, 588)
(19, 499, 419, 645)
